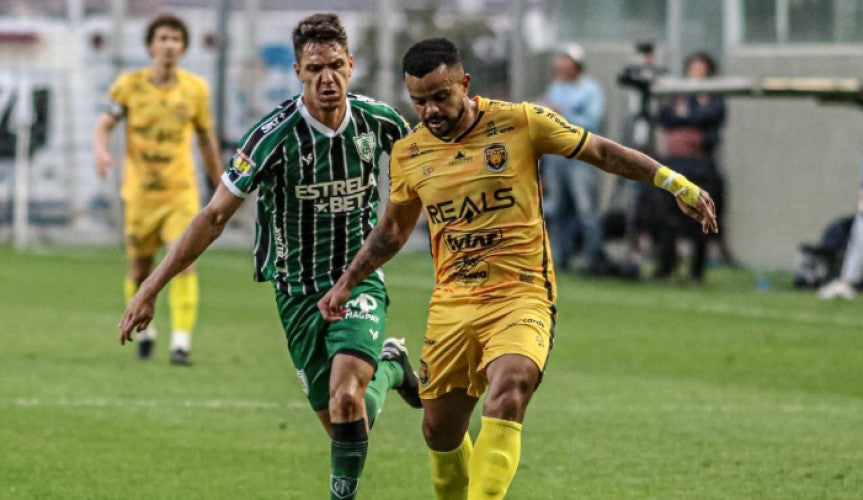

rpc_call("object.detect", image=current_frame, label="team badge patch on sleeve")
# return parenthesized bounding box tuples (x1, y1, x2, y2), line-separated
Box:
(231, 151, 255, 176)
(484, 143, 508, 173)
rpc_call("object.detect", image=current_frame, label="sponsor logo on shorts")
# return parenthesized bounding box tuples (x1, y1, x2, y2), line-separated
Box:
(502, 317, 547, 331)
(419, 359, 429, 386)
(423, 337, 437, 346)
(344, 293, 380, 323)
(449, 256, 489, 287)
(519, 270, 535, 283)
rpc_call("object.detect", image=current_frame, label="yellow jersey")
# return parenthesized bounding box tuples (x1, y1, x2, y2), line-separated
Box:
(108, 67, 213, 202)
(389, 96, 591, 306)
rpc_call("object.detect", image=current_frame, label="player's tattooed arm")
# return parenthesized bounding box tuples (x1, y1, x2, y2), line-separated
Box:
(318, 198, 423, 321)
(347, 229, 402, 281)
(579, 134, 659, 184)
(344, 199, 423, 288)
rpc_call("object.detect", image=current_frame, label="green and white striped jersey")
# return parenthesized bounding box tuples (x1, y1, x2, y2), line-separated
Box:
(222, 94, 411, 295)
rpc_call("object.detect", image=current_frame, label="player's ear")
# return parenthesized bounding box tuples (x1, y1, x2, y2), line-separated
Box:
(462, 73, 471, 94)
(346, 54, 354, 76)
(293, 61, 300, 79)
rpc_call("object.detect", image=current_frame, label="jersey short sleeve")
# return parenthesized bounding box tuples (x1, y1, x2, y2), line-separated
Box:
(526, 104, 591, 159)
(222, 104, 288, 198)
(222, 149, 261, 198)
(106, 72, 131, 119)
(388, 147, 417, 204)
(192, 78, 214, 133)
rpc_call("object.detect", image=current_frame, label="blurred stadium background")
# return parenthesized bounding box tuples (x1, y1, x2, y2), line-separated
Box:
(4, 0, 863, 267)
(2, 1, 863, 498)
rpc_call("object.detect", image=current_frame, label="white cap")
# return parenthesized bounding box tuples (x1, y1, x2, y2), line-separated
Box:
(560, 42, 585, 64)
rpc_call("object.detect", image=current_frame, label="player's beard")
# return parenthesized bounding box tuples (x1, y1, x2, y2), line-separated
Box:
(425, 101, 466, 139)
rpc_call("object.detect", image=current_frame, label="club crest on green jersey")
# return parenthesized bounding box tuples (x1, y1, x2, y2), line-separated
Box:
(353, 132, 376, 163)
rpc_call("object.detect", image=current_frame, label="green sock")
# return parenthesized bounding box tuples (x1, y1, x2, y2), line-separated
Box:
(331, 420, 368, 500)
(364, 360, 403, 426)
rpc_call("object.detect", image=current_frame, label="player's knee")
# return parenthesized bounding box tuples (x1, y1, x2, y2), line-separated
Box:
(484, 375, 535, 420)
(422, 416, 464, 451)
(329, 389, 364, 420)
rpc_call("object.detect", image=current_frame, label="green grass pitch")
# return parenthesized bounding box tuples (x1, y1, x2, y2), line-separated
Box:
(1, 245, 861, 498)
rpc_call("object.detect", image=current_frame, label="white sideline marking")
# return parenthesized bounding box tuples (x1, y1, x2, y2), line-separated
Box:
(5, 397, 306, 411)
(383, 275, 863, 329)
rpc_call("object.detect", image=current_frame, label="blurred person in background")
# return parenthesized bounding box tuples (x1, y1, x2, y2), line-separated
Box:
(93, 13, 222, 365)
(540, 43, 606, 274)
(615, 41, 667, 273)
(818, 163, 863, 299)
(650, 51, 727, 282)
(119, 13, 421, 500)
(319, 37, 717, 499)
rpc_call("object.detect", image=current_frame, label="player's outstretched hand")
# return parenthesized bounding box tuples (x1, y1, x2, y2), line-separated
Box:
(95, 151, 114, 179)
(675, 190, 719, 234)
(119, 292, 156, 345)
(317, 284, 351, 322)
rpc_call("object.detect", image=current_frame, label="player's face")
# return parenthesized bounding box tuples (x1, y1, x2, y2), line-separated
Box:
(148, 26, 185, 65)
(404, 64, 471, 139)
(295, 42, 353, 114)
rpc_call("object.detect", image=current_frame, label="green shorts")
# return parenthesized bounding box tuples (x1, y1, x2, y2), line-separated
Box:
(274, 275, 388, 412)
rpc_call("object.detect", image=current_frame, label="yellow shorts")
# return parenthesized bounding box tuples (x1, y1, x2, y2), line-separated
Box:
(418, 297, 555, 400)
(123, 194, 199, 258)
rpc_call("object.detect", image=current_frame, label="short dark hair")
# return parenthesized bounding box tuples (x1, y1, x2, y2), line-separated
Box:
(684, 51, 718, 76)
(292, 13, 349, 59)
(402, 38, 461, 78)
(145, 13, 189, 50)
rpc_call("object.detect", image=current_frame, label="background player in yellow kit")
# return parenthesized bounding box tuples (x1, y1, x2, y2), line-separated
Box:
(319, 38, 717, 498)
(93, 13, 222, 365)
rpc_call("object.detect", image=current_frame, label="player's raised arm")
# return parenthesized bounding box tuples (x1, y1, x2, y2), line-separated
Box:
(317, 198, 423, 321)
(119, 184, 244, 343)
(579, 134, 719, 234)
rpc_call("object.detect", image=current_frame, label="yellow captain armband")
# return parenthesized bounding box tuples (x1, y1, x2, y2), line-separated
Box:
(653, 166, 701, 207)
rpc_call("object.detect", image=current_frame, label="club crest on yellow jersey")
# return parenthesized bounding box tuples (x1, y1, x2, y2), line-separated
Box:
(484, 143, 508, 172)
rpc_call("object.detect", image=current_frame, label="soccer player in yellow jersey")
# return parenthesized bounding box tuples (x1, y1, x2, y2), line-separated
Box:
(319, 38, 718, 499)
(93, 14, 222, 365)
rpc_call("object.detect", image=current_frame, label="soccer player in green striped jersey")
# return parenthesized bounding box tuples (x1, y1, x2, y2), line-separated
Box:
(119, 13, 420, 500)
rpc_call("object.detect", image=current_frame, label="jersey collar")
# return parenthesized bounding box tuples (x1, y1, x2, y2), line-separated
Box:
(297, 97, 352, 138)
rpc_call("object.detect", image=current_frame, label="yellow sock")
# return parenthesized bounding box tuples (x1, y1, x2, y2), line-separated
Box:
(468, 417, 522, 500)
(429, 433, 472, 500)
(169, 272, 199, 334)
(124, 276, 138, 304)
